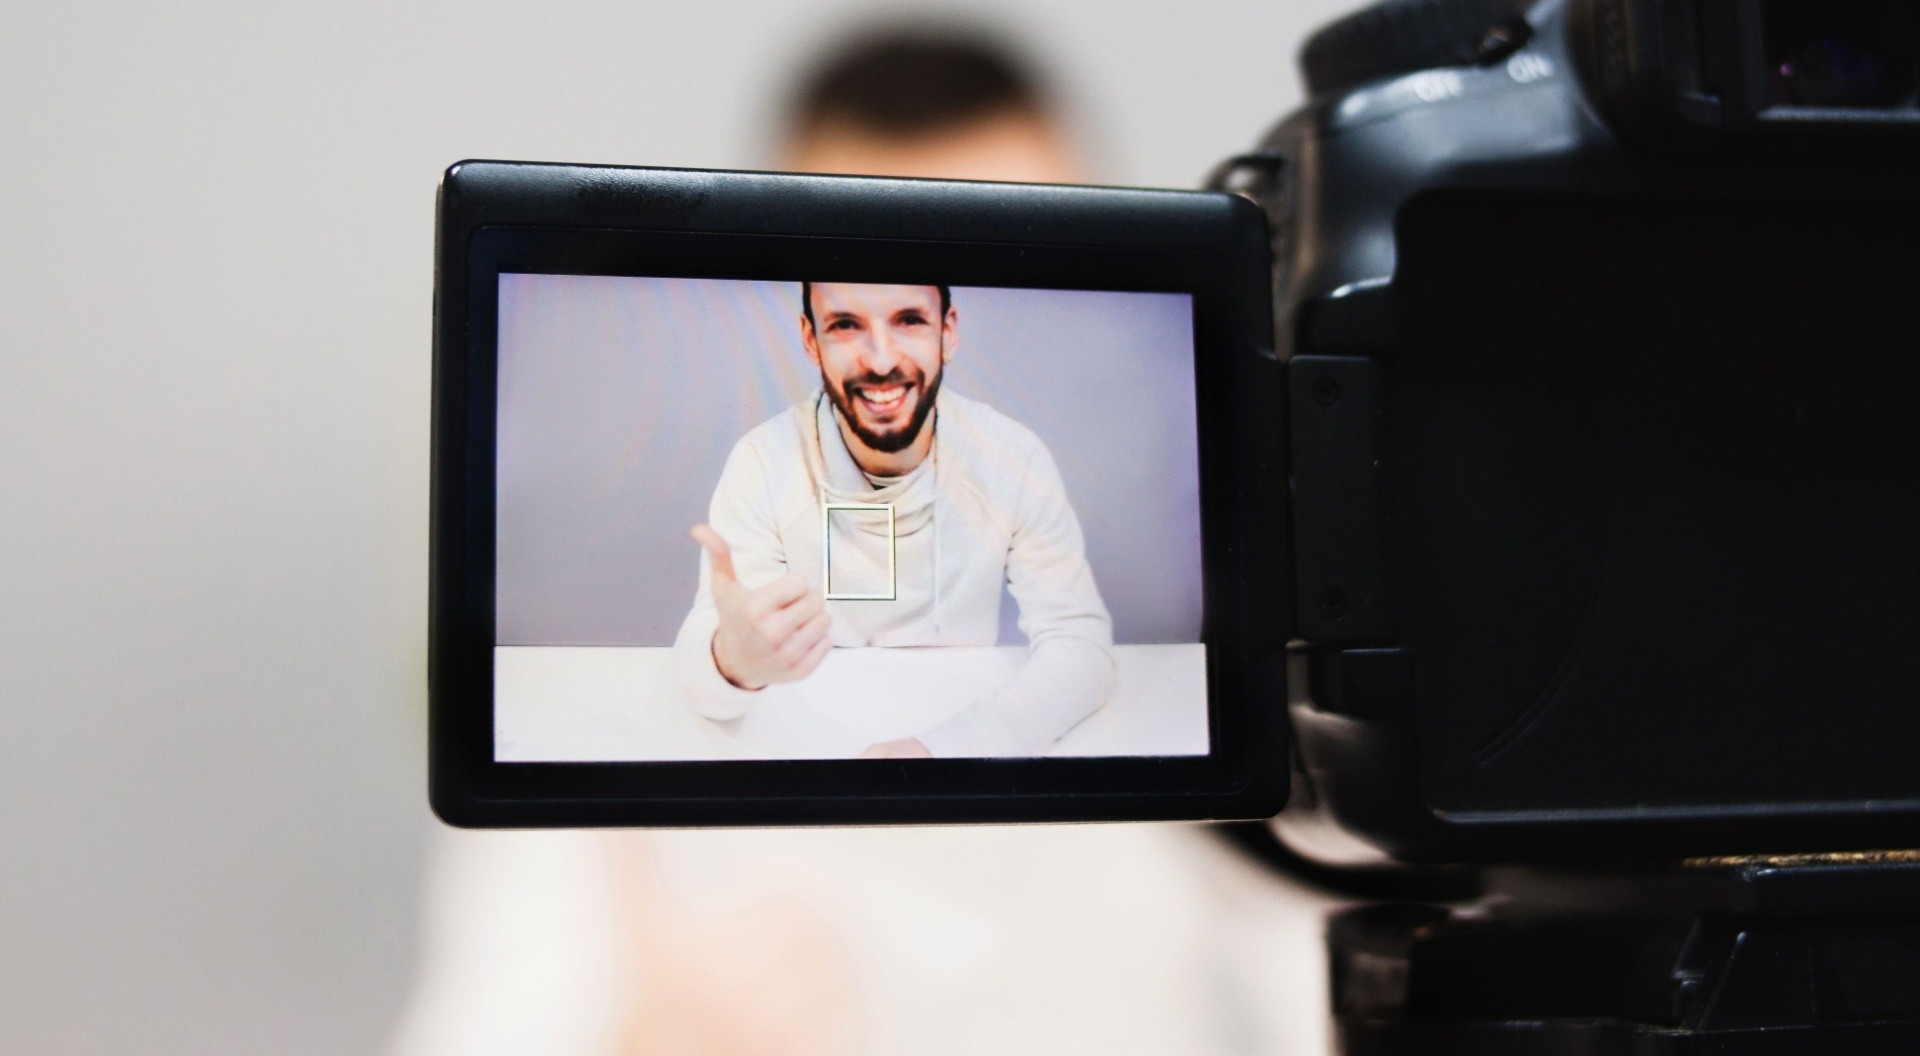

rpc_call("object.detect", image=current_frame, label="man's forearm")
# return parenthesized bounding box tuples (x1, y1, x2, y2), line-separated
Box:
(916, 634, 1116, 757)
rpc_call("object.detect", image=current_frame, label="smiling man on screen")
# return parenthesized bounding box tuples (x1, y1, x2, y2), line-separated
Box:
(672, 280, 1115, 758)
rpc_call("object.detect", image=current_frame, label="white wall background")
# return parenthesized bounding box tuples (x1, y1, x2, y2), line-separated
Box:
(0, 1, 1354, 1052)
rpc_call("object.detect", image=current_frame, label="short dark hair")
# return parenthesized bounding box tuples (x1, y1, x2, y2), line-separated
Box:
(786, 26, 1052, 141)
(802, 282, 951, 328)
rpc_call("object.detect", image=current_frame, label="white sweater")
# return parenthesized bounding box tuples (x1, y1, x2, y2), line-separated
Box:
(671, 389, 1115, 757)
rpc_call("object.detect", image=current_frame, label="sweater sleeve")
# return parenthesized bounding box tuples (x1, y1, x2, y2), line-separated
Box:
(916, 441, 1116, 757)
(670, 438, 788, 721)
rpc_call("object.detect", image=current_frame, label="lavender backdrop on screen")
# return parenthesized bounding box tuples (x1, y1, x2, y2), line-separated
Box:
(495, 274, 1203, 646)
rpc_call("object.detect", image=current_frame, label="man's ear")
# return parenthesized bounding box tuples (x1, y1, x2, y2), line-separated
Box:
(800, 314, 822, 368)
(941, 307, 959, 363)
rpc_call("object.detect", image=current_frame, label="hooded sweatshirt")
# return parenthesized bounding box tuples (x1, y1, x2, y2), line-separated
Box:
(670, 388, 1116, 757)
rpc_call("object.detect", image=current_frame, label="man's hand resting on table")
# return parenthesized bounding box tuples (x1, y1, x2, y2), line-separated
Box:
(693, 525, 832, 691)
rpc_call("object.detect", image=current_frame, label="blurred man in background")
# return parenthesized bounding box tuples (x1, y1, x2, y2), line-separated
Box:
(391, 24, 1326, 1056)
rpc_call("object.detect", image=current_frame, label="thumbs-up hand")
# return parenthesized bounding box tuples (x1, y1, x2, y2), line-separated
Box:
(692, 525, 832, 690)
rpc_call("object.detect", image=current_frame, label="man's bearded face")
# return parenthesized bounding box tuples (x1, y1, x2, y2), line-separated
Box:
(805, 283, 951, 455)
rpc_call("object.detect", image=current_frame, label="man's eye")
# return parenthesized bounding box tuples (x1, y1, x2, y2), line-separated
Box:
(828, 319, 859, 331)
(897, 313, 927, 326)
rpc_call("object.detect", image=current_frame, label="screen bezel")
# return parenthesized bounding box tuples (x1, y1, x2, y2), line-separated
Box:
(430, 162, 1289, 825)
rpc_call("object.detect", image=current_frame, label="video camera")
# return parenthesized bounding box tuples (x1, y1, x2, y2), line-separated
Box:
(432, 0, 1920, 1046)
(434, 0, 1918, 850)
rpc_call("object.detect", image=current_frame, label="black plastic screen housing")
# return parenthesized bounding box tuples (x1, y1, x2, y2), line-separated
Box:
(430, 161, 1289, 827)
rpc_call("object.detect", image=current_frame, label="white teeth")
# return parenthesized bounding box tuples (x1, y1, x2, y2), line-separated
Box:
(861, 386, 905, 405)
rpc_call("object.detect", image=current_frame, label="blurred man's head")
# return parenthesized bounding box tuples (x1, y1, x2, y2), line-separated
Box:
(777, 26, 1085, 183)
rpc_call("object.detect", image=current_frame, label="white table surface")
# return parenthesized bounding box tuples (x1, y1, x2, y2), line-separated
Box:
(495, 643, 1208, 761)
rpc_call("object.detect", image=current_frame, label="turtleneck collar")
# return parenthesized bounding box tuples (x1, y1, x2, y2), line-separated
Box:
(812, 391, 939, 537)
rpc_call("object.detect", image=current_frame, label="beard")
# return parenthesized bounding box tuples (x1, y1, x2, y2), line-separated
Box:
(824, 360, 944, 455)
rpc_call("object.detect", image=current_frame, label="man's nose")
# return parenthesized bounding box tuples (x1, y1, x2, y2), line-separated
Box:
(862, 329, 904, 375)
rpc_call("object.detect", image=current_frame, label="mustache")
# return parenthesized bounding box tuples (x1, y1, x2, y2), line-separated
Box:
(844, 368, 918, 392)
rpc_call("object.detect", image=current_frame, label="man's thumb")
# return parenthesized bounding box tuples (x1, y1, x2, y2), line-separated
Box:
(690, 524, 738, 586)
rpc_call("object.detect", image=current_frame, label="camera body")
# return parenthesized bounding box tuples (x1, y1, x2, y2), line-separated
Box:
(430, 0, 1920, 861)
(1251, 0, 1920, 864)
